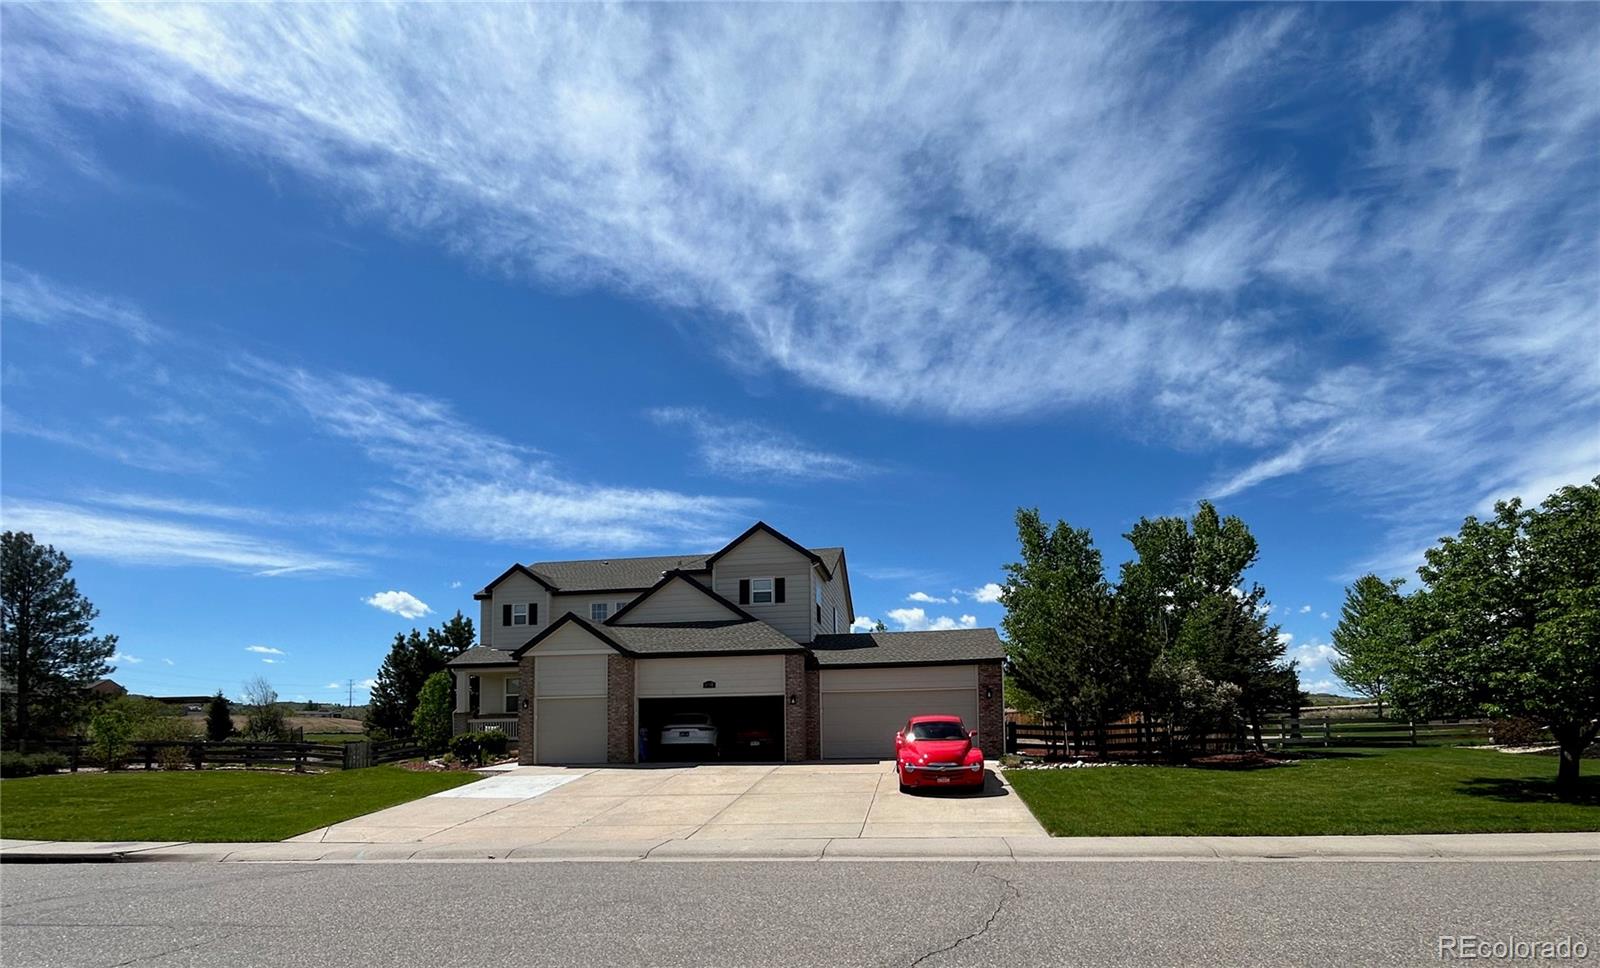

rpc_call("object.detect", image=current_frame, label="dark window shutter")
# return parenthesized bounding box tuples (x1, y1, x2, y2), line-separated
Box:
(502, 604, 512, 626)
(738, 579, 750, 604)
(530, 603, 538, 624)
(775, 577, 786, 603)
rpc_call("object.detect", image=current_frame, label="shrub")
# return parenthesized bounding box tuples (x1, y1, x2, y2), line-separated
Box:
(89, 707, 133, 770)
(477, 728, 509, 760)
(206, 692, 234, 742)
(1491, 717, 1549, 747)
(449, 732, 481, 765)
(0, 751, 69, 777)
(411, 671, 454, 754)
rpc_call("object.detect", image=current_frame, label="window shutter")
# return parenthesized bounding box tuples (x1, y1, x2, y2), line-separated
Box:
(502, 604, 512, 626)
(530, 603, 538, 624)
(774, 577, 786, 603)
(738, 579, 750, 604)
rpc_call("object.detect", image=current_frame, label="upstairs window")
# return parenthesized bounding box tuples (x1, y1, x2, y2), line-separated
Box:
(739, 577, 785, 605)
(503, 677, 520, 714)
(751, 577, 774, 605)
(616, 601, 630, 615)
(591, 602, 609, 622)
(503, 603, 536, 626)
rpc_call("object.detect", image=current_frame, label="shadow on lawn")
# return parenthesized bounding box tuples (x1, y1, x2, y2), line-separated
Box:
(1285, 749, 1374, 761)
(1456, 776, 1600, 806)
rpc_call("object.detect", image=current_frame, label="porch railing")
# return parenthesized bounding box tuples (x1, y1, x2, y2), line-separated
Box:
(466, 715, 519, 740)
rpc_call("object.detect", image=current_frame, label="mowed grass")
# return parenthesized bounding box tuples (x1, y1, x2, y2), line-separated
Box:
(1004, 746, 1600, 836)
(0, 766, 479, 842)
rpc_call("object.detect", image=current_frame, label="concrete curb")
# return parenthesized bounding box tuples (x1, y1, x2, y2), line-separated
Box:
(3, 832, 1595, 864)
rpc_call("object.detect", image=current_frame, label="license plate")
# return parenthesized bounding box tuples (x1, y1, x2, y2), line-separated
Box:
(749, 740, 760, 746)
(679, 731, 691, 738)
(936, 777, 951, 784)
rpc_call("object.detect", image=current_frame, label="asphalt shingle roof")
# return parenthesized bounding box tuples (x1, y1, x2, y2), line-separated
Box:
(525, 547, 842, 592)
(808, 628, 1005, 666)
(605, 620, 803, 656)
(447, 646, 520, 667)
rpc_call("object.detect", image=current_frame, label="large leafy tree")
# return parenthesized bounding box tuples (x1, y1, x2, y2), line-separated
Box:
(1330, 575, 1408, 717)
(1002, 509, 1128, 750)
(365, 613, 475, 738)
(1392, 479, 1599, 796)
(1, 532, 118, 748)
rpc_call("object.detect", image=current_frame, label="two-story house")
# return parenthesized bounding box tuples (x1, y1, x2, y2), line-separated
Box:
(446, 521, 1004, 764)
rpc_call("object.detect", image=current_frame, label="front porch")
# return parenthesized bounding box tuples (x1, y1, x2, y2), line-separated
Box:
(448, 660, 522, 741)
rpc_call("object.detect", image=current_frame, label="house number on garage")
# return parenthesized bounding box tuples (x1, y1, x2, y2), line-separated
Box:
(702, 680, 716, 689)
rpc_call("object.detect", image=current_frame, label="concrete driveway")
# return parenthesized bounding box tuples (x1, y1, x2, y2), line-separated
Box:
(294, 762, 1046, 847)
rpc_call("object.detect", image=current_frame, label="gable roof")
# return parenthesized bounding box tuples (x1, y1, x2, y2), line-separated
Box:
(474, 523, 842, 597)
(605, 570, 754, 625)
(808, 628, 1005, 667)
(472, 562, 559, 600)
(705, 521, 836, 579)
(513, 611, 802, 660)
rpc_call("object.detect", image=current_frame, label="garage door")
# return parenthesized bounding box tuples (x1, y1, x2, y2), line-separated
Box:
(534, 654, 607, 764)
(534, 698, 607, 763)
(820, 666, 979, 760)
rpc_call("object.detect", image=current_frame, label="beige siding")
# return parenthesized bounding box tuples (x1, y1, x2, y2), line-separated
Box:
(487, 573, 552, 651)
(534, 654, 607, 697)
(478, 599, 492, 646)
(535, 697, 607, 763)
(550, 593, 641, 624)
(636, 655, 785, 697)
(820, 666, 976, 692)
(614, 578, 741, 625)
(525, 622, 615, 656)
(711, 530, 813, 642)
(454, 669, 519, 714)
(813, 566, 851, 638)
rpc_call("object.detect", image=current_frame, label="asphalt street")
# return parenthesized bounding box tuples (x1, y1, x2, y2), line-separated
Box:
(2, 860, 1595, 967)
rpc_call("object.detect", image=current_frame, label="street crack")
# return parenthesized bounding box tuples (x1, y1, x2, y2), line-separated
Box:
(907, 862, 1020, 968)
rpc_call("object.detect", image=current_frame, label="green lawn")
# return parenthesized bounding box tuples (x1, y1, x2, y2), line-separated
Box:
(1004, 746, 1600, 836)
(0, 766, 479, 842)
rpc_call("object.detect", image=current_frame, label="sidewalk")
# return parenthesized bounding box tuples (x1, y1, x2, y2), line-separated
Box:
(3, 832, 1595, 864)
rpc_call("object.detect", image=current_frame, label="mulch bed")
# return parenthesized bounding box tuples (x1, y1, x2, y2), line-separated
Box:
(1187, 751, 1296, 770)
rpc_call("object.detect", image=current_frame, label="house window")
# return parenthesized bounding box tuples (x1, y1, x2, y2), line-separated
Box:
(503, 677, 520, 714)
(751, 577, 774, 605)
(512, 604, 529, 626)
(616, 601, 629, 615)
(832, 605, 839, 633)
(591, 602, 609, 622)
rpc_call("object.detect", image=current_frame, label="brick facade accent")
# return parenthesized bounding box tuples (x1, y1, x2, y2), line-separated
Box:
(783, 653, 808, 762)
(606, 654, 636, 763)
(516, 653, 536, 765)
(977, 661, 1004, 758)
(804, 665, 821, 760)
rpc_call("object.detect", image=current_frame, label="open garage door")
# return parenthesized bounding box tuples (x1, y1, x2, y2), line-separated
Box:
(820, 666, 979, 760)
(636, 656, 786, 761)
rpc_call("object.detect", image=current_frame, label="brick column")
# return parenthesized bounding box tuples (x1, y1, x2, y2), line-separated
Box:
(804, 666, 821, 760)
(516, 653, 536, 765)
(783, 653, 807, 762)
(977, 662, 1004, 758)
(606, 654, 636, 764)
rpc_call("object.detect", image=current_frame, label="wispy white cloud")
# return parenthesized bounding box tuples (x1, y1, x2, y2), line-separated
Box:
(245, 645, 285, 656)
(886, 607, 979, 632)
(1298, 605, 1311, 614)
(849, 615, 878, 632)
(160, 658, 175, 666)
(906, 591, 951, 605)
(648, 407, 875, 482)
(0, 263, 165, 343)
(1319, 611, 1330, 620)
(112, 651, 142, 665)
(358, 677, 378, 690)
(324, 681, 343, 690)
(0, 499, 356, 576)
(5, 4, 1594, 572)
(364, 590, 431, 620)
(448, 580, 462, 589)
(261, 658, 279, 664)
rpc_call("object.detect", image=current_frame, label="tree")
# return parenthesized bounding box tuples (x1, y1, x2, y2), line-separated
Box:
(1389, 478, 1599, 797)
(365, 614, 477, 737)
(1330, 575, 1408, 717)
(872, 619, 888, 633)
(1, 532, 118, 748)
(205, 691, 234, 742)
(1002, 509, 1129, 751)
(411, 671, 454, 753)
(241, 676, 287, 740)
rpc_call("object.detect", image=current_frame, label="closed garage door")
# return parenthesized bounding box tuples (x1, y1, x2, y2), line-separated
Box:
(820, 666, 979, 760)
(534, 654, 607, 764)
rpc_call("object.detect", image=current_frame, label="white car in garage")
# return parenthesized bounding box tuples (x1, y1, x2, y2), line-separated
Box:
(660, 713, 719, 751)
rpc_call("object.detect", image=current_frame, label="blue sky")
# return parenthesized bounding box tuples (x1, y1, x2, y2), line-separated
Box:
(2, 5, 1595, 703)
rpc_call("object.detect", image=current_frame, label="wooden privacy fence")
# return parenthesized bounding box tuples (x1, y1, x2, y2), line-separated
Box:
(340, 739, 422, 770)
(33, 738, 351, 772)
(1007, 715, 1506, 758)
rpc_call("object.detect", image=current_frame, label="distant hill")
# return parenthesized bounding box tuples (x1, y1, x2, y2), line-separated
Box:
(1304, 692, 1363, 706)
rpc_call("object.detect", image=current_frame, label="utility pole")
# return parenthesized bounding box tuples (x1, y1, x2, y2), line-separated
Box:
(347, 678, 354, 713)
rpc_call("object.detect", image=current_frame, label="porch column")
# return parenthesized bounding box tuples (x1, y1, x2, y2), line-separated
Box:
(783, 653, 808, 762)
(517, 654, 536, 765)
(452, 671, 471, 736)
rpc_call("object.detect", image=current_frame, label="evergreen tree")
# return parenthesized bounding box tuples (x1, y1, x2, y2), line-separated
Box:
(1330, 575, 1408, 717)
(365, 612, 478, 737)
(205, 691, 234, 742)
(1, 532, 118, 748)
